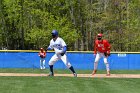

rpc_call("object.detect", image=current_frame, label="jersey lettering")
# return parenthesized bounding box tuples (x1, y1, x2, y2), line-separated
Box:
(98, 44, 104, 47)
(94, 39, 111, 53)
(53, 44, 62, 50)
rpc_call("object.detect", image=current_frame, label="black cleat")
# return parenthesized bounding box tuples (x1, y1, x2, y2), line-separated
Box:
(73, 73, 77, 77)
(47, 72, 54, 77)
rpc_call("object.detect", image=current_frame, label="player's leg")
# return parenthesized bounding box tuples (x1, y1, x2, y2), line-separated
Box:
(92, 52, 101, 75)
(61, 54, 77, 77)
(103, 54, 110, 76)
(48, 54, 60, 76)
(43, 59, 45, 69)
(40, 59, 43, 69)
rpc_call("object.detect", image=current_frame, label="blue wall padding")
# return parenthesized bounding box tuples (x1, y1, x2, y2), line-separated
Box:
(0, 52, 140, 70)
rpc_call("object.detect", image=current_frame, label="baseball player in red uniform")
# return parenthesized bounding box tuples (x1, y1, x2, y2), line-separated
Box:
(92, 33, 111, 76)
(38, 48, 46, 69)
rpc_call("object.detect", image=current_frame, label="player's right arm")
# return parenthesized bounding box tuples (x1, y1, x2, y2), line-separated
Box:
(93, 40, 97, 55)
(47, 47, 52, 51)
(38, 52, 43, 58)
(38, 52, 41, 56)
(46, 40, 53, 51)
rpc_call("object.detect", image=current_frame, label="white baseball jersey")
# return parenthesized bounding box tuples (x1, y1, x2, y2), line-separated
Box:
(48, 37, 71, 68)
(48, 37, 66, 54)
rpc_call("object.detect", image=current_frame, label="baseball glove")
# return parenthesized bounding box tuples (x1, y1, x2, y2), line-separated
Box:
(104, 52, 110, 57)
(40, 55, 44, 58)
(61, 52, 65, 56)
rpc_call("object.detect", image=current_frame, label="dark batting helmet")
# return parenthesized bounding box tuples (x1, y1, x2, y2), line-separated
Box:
(52, 30, 58, 38)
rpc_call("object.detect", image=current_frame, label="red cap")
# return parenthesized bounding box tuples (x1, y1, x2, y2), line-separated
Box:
(40, 48, 43, 50)
(97, 33, 103, 37)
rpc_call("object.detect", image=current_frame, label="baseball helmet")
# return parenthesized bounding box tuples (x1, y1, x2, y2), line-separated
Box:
(97, 33, 103, 37)
(52, 30, 58, 36)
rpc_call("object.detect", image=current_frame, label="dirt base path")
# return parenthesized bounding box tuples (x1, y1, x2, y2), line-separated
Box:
(0, 73, 140, 78)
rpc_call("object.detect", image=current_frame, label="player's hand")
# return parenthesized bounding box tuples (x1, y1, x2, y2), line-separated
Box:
(107, 51, 111, 56)
(94, 54, 96, 56)
(107, 53, 110, 56)
(104, 52, 107, 57)
(40, 55, 44, 58)
(104, 52, 110, 57)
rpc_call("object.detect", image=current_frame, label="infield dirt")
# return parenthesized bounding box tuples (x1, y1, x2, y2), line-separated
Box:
(0, 73, 140, 78)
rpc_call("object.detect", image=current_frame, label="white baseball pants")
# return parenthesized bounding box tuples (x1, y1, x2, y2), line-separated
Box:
(94, 52, 110, 71)
(40, 58, 45, 69)
(48, 54, 71, 68)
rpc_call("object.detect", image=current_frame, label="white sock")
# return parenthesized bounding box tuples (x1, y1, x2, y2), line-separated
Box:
(43, 61, 45, 69)
(40, 61, 43, 69)
(105, 63, 110, 72)
(94, 62, 98, 70)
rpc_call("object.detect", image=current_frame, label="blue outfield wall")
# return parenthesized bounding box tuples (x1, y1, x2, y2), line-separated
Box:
(0, 51, 140, 70)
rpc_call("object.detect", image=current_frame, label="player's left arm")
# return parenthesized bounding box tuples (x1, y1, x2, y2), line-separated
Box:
(107, 41, 111, 56)
(44, 51, 46, 57)
(104, 40, 111, 56)
(107, 40, 111, 51)
(60, 38, 67, 56)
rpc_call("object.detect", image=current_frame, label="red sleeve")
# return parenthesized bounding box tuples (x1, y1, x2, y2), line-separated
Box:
(104, 40, 111, 51)
(44, 51, 46, 56)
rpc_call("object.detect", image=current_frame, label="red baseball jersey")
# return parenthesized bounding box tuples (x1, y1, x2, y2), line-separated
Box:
(94, 39, 111, 54)
(38, 51, 46, 58)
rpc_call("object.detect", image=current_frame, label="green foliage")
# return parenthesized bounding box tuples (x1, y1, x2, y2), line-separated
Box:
(0, 0, 139, 51)
(25, 28, 50, 49)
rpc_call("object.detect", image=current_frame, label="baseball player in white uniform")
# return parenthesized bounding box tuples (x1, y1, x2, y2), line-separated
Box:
(46, 30, 77, 77)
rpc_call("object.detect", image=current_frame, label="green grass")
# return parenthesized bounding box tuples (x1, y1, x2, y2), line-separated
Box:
(0, 69, 140, 93)
(0, 77, 140, 93)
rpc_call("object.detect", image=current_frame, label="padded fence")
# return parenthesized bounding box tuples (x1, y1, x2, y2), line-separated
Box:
(0, 51, 140, 70)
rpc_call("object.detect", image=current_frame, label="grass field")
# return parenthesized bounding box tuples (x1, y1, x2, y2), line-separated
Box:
(0, 69, 140, 93)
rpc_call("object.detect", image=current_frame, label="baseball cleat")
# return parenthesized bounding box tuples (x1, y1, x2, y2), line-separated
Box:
(47, 72, 54, 77)
(40, 67, 43, 69)
(106, 71, 110, 76)
(106, 74, 110, 76)
(92, 70, 97, 75)
(73, 73, 77, 77)
(43, 67, 45, 69)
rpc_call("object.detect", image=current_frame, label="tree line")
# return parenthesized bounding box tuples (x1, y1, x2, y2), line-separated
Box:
(0, 0, 140, 51)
